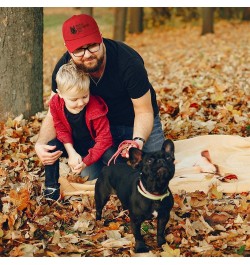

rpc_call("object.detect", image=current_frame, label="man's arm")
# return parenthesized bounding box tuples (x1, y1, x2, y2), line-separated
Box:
(36, 109, 56, 144)
(35, 92, 63, 165)
(131, 89, 154, 149)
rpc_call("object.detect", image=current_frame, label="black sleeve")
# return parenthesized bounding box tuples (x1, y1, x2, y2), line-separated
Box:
(51, 52, 71, 93)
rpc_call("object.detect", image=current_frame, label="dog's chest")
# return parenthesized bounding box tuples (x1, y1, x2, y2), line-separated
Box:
(152, 210, 158, 218)
(150, 201, 162, 219)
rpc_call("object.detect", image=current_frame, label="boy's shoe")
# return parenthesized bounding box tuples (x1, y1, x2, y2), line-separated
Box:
(43, 187, 60, 200)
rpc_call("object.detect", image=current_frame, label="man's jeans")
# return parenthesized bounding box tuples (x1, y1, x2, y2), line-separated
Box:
(45, 114, 165, 186)
(110, 114, 165, 153)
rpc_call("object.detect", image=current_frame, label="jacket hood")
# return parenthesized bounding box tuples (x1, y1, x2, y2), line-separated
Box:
(86, 95, 108, 120)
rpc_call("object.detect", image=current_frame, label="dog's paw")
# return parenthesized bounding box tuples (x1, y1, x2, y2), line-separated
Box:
(157, 236, 166, 247)
(135, 241, 150, 253)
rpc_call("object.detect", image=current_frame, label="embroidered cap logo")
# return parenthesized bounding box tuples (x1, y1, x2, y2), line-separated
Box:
(62, 15, 102, 53)
(70, 26, 77, 34)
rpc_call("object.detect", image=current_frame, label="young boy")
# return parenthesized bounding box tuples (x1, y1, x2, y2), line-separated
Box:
(44, 61, 113, 200)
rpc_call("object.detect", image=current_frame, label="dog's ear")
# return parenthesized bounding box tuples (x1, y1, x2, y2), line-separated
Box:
(129, 148, 143, 168)
(162, 139, 175, 161)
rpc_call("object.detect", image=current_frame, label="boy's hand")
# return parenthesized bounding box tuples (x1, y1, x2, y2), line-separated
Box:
(72, 161, 86, 174)
(68, 152, 82, 171)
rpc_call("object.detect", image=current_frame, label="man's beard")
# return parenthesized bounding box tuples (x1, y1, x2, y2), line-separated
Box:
(74, 53, 105, 73)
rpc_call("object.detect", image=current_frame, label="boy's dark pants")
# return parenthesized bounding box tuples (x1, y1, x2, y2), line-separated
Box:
(44, 138, 122, 188)
(44, 139, 67, 188)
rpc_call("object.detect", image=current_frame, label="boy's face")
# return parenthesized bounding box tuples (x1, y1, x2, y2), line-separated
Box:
(58, 87, 90, 114)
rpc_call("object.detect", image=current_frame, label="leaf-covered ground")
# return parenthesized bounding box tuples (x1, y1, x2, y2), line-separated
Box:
(1, 20, 250, 257)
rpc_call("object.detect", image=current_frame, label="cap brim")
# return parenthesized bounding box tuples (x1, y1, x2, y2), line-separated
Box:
(65, 31, 102, 53)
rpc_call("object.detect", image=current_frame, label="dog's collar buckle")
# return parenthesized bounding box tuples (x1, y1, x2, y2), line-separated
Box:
(137, 180, 170, 201)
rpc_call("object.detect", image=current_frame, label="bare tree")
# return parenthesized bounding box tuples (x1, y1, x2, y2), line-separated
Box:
(113, 7, 127, 41)
(242, 7, 250, 21)
(201, 7, 214, 35)
(128, 7, 143, 34)
(80, 7, 93, 16)
(0, 7, 43, 121)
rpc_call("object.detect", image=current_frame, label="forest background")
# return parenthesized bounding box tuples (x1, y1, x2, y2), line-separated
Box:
(0, 6, 250, 259)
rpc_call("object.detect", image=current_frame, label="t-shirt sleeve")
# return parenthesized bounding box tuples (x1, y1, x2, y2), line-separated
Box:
(123, 57, 151, 99)
(51, 52, 71, 93)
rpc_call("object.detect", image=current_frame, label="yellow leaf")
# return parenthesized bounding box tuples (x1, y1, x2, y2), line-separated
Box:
(245, 238, 250, 250)
(208, 184, 223, 199)
(0, 228, 4, 238)
(232, 109, 241, 115)
(211, 93, 225, 102)
(226, 104, 233, 111)
(161, 243, 181, 257)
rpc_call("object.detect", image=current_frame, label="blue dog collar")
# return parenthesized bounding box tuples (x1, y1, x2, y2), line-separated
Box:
(137, 180, 170, 201)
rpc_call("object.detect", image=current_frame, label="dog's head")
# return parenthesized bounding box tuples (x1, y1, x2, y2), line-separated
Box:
(129, 139, 175, 195)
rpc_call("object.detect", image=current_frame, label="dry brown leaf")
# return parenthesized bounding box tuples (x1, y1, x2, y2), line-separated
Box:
(1, 15, 250, 257)
(9, 188, 30, 211)
(204, 212, 231, 226)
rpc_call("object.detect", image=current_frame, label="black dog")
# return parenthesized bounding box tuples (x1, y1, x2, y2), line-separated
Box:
(95, 139, 175, 253)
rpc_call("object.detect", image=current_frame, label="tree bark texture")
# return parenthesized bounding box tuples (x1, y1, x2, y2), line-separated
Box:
(113, 7, 127, 41)
(201, 7, 214, 35)
(80, 7, 93, 16)
(0, 7, 43, 121)
(242, 7, 250, 21)
(128, 7, 143, 34)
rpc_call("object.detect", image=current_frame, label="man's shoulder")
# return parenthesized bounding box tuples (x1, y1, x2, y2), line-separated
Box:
(104, 38, 143, 69)
(56, 51, 71, 67)
(104, 38, 141, 58)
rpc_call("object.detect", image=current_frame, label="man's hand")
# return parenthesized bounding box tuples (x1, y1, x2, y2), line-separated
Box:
(119, 140, 140, 158)
(35, 143, 63, 165)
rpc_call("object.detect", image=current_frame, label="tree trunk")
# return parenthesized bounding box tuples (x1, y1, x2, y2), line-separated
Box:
(201, 7, 214, 35)
(80, 7, 93, 16)
(0, 7, 43, 121)
(242, 7, 250, 21)
(113, 7, 127, 41)
(128, 7, 143, 34)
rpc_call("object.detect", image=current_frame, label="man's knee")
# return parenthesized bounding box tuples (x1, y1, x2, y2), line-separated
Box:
(47, 138, 64, 152)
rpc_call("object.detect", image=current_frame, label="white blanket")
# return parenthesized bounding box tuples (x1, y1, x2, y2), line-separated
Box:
(60, 135, 250, 196)
(170, 135, 250, 194)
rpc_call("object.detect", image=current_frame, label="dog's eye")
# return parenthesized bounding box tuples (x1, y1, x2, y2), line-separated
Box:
(165, 155, 173, 161)
(147, 158, 154, 164)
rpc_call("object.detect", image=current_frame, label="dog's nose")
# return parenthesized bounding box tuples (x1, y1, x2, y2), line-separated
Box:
(158, 159, 167, 166)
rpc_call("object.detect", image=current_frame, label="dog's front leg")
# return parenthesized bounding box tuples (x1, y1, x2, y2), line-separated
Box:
(130, 217, 149, 253)
(95, 178, 110, 220)
(156, 214, 169, 246)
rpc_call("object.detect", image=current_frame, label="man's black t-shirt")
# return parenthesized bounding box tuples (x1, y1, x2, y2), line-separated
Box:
(52, 38, 159, 126)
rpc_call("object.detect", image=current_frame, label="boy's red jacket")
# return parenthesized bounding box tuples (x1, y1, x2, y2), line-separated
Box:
(49, 94, 113, 166)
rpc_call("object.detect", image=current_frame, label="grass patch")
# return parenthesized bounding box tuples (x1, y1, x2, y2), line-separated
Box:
(44, 13, 71, 29)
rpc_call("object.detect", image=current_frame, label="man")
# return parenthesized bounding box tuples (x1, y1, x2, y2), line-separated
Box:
(35, 14, 165, 173)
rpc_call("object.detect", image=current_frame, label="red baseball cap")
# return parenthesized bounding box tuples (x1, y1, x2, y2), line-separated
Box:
(62, 14, 102, 53)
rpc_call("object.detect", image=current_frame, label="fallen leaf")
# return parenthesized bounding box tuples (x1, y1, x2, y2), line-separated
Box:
(161, 243, 181, 257)
(219, 174, 238, 183)
(9, 188, 30, 211)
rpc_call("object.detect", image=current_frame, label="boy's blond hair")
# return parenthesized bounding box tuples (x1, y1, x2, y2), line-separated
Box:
(56, 60, 90, 93)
